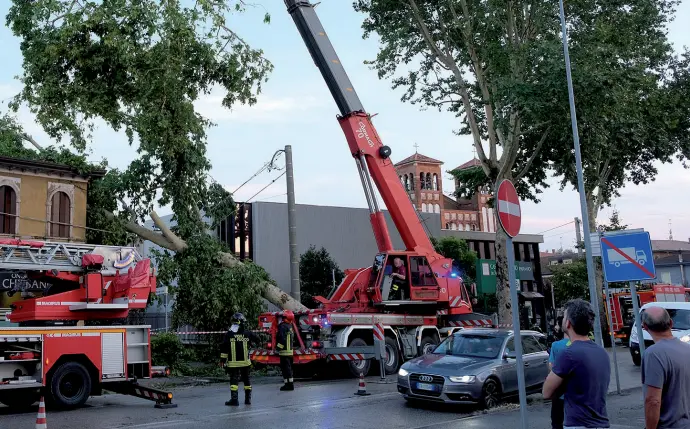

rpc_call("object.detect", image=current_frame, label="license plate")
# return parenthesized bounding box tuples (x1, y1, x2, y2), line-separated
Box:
(416, 382, 435, 391)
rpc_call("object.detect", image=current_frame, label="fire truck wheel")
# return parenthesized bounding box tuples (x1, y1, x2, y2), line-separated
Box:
(347, 338, 371, 377)
(49, 361, 92, 409)
(383, 336, 400, 375)
(0, 389, 40, 409)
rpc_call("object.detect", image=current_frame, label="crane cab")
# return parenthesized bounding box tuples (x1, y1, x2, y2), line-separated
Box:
(369, 252, 449, 304)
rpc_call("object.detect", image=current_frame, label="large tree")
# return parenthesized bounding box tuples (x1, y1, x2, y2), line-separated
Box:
(353, 0, 689, 324)
(5, 0, 308, 324)
(354, 0, 563, 323)
(299, 246, 344, 309)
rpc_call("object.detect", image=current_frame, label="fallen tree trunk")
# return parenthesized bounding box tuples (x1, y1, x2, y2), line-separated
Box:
(104, 210, 308, 312)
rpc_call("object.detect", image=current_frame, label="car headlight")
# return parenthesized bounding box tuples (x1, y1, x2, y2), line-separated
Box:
(681, 335, 690, 343)
(398, 368, 409, 377)
(449, 375, 476, 383)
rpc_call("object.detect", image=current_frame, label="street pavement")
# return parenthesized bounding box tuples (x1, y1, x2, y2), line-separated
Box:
(0, 346, 644, 429)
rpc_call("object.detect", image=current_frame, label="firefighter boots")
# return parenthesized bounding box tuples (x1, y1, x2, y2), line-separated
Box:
(244, 388, 252, 405)
(226, 389, 239, 406)
(280, 382, 294, 391)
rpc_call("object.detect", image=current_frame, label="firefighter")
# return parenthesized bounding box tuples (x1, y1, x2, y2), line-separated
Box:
(276, 310, 295, 391)
(219, 312, 260, 406)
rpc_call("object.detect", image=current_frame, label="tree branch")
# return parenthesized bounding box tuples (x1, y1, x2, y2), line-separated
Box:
(102, 209, 308, 312)
(515, 126, 551, 181)
(21, 133, 43, 151)
(405, 0, 490, 172)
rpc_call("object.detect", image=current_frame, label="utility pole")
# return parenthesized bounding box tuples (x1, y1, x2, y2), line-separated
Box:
(574, 217, 583, 257)
(559, 0, 604, 347)
(285, 145, 301, 303)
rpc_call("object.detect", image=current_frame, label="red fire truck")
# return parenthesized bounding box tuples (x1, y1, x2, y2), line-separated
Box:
(250, 0, 491, 377)
(606, 284, 688, 343)
(0, 239, 176, 410)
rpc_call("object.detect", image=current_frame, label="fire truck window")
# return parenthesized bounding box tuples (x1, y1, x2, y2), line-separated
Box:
(409, 257, 437, 287)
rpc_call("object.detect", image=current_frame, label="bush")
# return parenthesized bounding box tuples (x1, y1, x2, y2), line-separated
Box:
(151, 332, 184, 369)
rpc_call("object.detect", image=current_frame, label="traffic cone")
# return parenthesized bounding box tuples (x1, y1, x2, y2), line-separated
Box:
(35, 396, 47, 429)
(354, 373, 370, 396)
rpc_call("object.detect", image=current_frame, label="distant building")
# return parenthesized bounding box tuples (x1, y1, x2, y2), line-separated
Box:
(394, 153, 495, 232)
(651, 239, 690, 286)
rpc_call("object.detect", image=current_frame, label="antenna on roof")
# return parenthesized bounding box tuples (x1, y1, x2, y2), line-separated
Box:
(669, 219, 673, 240)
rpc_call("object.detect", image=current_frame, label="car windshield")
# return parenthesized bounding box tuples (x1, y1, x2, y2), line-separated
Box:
(433, 334, 504, 359)
(669, 309, 690, 330)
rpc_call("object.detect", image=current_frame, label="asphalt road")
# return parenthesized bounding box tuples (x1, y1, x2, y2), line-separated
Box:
(0, 346, 643, 429)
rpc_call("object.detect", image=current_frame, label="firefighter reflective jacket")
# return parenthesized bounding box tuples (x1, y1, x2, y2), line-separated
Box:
(276, 322, 294, 356)
(220, 329, 260, 368)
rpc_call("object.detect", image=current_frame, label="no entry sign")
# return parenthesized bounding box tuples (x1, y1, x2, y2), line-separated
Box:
(497, 180, 521, 238)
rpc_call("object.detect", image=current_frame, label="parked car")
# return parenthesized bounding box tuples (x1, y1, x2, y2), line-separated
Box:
(397, 328, 550, 408)
(629, 301, 690, 366)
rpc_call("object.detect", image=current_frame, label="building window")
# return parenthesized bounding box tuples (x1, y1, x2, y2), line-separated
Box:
(420, 172, 426, 190)
(445, 223, 450, 229)
(409, 175, 415, 190)
(404, 174, 409, 191)
(434, 193, 439, 201)
(50, 191, 71, 238)
(471, 213, 477, 221)
(421, 192, 426, 200)
(421, 203, 427, 213)
(471, 224, 477, 231)
(451, 213, 457, 220)
(444, 212, 449, 220)
(0, 185, 17, 235)
(426, 173, 432, 191)
(47, 182, 74, 240)
(434, 204, 440, 213)
(465, 224, 470, 231)
(432, 173, 438, 191)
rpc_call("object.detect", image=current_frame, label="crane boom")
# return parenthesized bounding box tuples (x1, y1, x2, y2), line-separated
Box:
(285, 0, 435, 256)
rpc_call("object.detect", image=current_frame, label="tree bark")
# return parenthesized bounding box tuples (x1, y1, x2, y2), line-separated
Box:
(103, 210, 308, 312)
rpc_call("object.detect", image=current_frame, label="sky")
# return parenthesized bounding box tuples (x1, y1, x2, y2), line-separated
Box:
(1, 0, 689, 252)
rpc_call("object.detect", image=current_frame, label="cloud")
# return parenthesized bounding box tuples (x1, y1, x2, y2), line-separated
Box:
(194, 90, 327, 124)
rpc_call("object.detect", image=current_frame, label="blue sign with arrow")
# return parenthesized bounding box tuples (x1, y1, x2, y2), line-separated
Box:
(600, 231, 656, 283)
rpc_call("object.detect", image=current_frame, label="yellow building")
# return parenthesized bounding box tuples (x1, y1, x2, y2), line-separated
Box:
(0, 155, 104, 242)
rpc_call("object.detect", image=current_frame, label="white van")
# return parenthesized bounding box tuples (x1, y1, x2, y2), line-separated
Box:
(629, 301, 690, 366)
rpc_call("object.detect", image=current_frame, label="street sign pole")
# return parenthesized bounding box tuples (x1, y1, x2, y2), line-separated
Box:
(558, 0, 603, 347)
(507, 238, 528, 429)
(603, 279, 621, 394)
(630, 280, 646, 356)
(496, 179, 528, 429)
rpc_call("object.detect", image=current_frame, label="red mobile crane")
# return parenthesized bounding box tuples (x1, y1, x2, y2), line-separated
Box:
(0, 239, 176, 410)
(250, 0, 491, 377)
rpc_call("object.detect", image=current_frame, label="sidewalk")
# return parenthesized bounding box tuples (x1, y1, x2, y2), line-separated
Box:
(606, 345, 642, 393)
(437, 387, 645, 429)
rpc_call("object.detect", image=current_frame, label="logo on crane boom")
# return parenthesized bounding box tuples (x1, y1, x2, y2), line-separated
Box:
(357, 121, 375, 148)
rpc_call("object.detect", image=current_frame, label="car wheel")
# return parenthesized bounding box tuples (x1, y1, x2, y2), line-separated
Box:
(418, 335, 439, 356)
(347, 338, 371, 378)
(384, 336, 401, 375)
(632, 353, 641, 366)
(481, 379, 501, 409)
(49, 361, 92, 409)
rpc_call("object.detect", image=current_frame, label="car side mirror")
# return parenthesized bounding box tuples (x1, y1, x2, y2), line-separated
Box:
(504, 350, 517, 360)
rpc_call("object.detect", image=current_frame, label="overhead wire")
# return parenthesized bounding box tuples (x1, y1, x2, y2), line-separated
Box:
(537, 220, 575, 235)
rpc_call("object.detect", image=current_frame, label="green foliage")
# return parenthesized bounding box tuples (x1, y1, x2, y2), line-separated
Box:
(151, 332, 185, 369)
(541, 0, 689, 217)
(550, 260, 589, 307)
(299, 246, 344, 308)
(430, 236, 477, 282)
(6, 0, 275, 322)
(6, 0, 272, 238)
(600, 210, 628, 232)
(155, 234, 267, 332)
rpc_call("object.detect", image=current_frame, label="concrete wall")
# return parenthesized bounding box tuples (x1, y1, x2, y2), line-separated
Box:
(251, 201, 441, 292)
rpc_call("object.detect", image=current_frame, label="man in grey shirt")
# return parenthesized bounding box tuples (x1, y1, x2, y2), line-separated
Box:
(641, 306, 690, 429)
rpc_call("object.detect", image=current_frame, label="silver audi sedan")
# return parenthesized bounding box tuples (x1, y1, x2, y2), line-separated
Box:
(397, 328, 550, 408)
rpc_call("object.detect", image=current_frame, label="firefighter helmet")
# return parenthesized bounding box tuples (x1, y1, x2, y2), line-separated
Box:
(231, 312, 246, 325)
(282, 310, 294, 323)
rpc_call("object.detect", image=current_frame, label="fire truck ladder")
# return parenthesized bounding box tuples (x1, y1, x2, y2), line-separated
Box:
(0, 240, 142, 275)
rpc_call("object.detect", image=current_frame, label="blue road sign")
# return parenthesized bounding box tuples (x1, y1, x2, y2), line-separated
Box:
(600, 231, 656, 283)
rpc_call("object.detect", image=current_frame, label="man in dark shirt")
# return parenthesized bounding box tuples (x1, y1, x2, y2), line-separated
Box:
(543, 299, 611, 429)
